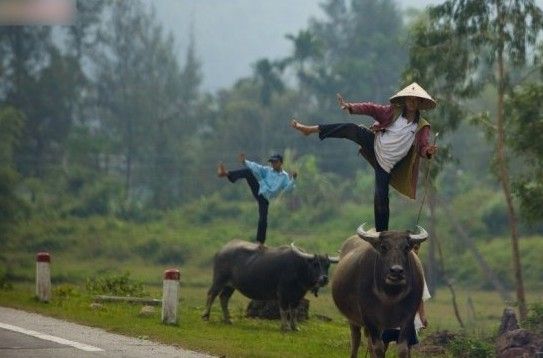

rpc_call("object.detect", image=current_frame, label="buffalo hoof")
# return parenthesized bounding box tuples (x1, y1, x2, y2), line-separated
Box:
(201, 313, 210, 321)
(222, 319, 233, 324)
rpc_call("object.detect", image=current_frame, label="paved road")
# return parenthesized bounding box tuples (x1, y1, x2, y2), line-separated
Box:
(0, 306, 214, 358)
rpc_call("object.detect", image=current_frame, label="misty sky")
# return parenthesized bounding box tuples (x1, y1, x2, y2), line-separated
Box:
(150, 1, 478, 92)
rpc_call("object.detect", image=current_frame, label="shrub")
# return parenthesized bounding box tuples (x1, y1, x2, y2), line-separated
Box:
(447, 334, 494, 358)
(523, 302, 543, 336)
(0, 268, 12, 290)
(85, 272, 147, 297)
(53, 284, 79, 299)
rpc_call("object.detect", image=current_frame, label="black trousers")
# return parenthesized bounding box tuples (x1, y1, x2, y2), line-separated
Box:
(319, 123, 391, 232)
(227, 168, 269, 243)
(382, 328, 419, 346)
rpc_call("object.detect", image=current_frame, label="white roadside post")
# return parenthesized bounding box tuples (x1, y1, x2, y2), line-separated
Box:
(35, 252, 51, 302)
(161, 269, 180, 324)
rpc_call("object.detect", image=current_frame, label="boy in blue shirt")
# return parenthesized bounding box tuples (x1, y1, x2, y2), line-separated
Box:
(218, 153, 297, 244)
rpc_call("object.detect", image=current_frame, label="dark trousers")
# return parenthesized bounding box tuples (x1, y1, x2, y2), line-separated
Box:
(382, 328, 419, 346)
(227, 168, 269, 243)
(319, 123, 390, 232)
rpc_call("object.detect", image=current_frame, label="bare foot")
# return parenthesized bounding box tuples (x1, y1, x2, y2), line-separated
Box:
(290, 118, 317, 136)
(217, 163, 227, 177)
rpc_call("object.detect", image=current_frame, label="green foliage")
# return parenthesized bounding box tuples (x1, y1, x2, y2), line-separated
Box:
(507, 83, 543, 223)
(447, 333, 494, 358)
(183, 193, 242, 225)
(53, 284, 80, 300)
(449, 236, 543, 290)
(86, 272, 147, 297)
(68, 176, 123, 217)
(0, 267, 13, 290)
(523, 303, 543, 335)
(0, 107, 26, 233)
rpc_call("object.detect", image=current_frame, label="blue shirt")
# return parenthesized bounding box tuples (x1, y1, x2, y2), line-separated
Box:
(244, 160, 295, 200)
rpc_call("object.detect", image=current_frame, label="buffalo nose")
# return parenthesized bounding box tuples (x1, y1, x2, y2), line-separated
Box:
(319, 275, 329, 286)
(389, 265, 404, 275)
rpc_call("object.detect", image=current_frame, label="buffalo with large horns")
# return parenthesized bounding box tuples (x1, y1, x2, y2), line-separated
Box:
(202, 239, 339, 331)
(332, 224, 428, 358)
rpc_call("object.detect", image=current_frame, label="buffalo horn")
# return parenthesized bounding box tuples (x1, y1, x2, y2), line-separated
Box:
(409, 225, 428, 242)
(356, 223, 380, 240)
(328, 256, 340, 264)
(290, 242, 315, 259)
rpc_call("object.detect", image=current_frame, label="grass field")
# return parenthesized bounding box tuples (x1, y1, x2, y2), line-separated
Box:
(2, 211, 542, 356)
(1, 278, 540, 357)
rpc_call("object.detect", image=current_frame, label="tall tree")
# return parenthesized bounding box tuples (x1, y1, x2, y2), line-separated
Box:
(403, 10, 465, 294)
(95, 0, 202, 207)
(283, 29, 323, 88)
(0, 26, 79, 178)
(0, 107, 25, 236)
(281, 0, 408, 178)
(95, 0, 152, 199)
(65, 0, 110, 62)
(308, 0, 406, 102)
(417, 0, 543, 320)
(252, 58, 284, 159)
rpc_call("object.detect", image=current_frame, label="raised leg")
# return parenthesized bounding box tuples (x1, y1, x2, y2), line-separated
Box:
(290, 118, 319, 136)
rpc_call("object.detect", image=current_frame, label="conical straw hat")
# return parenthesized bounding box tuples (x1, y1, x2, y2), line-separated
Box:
(389, 82, 436, 110)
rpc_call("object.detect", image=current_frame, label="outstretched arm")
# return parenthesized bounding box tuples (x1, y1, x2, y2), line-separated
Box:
(337, 92, 395, 125)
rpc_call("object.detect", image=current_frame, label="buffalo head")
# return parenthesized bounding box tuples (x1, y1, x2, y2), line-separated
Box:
(290, 243, 339, 296)
(356, 223, 427, 287)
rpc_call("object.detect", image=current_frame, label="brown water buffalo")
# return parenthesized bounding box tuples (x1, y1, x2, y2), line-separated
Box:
(202, 239, 339, 331)
(332, 224, 427, 358)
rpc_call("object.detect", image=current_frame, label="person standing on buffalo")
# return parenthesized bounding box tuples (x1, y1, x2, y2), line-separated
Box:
(290, 82, 437, 232)
(218, 153, 297, 245)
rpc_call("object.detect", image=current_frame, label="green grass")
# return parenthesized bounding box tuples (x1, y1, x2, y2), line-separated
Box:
(1, 282, 540, 357)
(2, 208, 543, 356)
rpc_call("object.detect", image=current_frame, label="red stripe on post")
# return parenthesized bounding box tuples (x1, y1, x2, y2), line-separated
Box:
(163, 269, 180, 281)
(36, 252, 51, 263)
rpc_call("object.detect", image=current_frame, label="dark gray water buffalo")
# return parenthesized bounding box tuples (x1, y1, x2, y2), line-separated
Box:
(332, 224, 428, 358)
(202, 239, 338, 331)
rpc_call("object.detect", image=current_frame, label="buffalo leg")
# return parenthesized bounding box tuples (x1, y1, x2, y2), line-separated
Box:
(365, 324, 385, 358)
(349, 324, 361, 358)
(396, 340, 410, 358)
(202, 285, 222, 320)
(202, 275, 228, 320)
(397, 323, 416, 358)
(219, 286, 235, 324)
(278, 298, 292, 331)
(289, 303, 300, 331)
